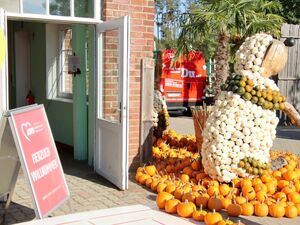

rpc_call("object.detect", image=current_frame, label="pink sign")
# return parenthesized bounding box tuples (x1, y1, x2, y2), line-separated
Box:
(9, 105, 69, 218)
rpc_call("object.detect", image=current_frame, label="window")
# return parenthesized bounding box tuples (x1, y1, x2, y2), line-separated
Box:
(58, 28, 73, 98)
(46, 24, 73, 101)
(10, 0, 96, 18)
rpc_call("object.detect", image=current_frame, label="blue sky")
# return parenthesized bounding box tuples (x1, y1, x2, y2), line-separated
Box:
(155, 0, 188, 37)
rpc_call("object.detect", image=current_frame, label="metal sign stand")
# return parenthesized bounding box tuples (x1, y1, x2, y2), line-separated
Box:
(0, 112, 22, 222)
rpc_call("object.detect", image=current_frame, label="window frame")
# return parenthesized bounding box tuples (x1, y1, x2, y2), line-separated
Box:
(57, 27, 73, 99)
(5, 0, 101, 24)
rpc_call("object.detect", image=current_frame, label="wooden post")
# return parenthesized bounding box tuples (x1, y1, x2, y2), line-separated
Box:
(154, 51, 162, 90)
(140, 58, 154, 164)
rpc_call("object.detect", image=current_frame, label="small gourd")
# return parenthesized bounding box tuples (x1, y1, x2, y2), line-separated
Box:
(177, 200, 196, 218)
(196, 193, 210, 208)
(285, 204, 298, 218)
(208, 194, 223, 212)
(227, 199, 242, 217)
(254, 202, 269, 217)
(241, 199, 254, 216)
(164, 198, 180, 214)
(192, 205, 207, 221)
(156, 192, 174, 209)
(204, 209, 223, 225)
(269, 200, 285, 218)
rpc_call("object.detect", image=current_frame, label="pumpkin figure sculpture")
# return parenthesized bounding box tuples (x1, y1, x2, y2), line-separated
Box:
(201, 33, 300, 183)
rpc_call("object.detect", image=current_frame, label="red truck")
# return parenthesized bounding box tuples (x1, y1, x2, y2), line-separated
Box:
(160, 50, 207, 111)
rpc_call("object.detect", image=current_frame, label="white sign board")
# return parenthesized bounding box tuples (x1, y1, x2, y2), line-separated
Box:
(68, 55, 81, 74)
(16, 204, 203, 225)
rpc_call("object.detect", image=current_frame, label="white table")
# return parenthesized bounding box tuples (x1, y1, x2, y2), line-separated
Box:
(17, 204, 204, 225)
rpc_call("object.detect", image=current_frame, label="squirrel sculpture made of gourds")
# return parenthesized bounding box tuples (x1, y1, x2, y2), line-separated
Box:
(201, 33, 300, 183)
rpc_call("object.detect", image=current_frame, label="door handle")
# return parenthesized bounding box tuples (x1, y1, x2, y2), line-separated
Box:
(119, 102, 122, 122)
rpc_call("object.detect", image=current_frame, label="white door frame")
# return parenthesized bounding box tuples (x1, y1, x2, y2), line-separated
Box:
(0, 8, 8, 119)
(1, 10, 130, 189)
(95, 16, 129, 190)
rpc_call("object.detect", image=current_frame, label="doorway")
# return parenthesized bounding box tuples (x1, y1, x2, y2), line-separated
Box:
(7, 22, 31, 109)
(3, 15, 130, 190)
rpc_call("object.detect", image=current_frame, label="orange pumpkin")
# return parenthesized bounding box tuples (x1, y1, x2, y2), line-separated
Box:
(145, 177, 153, 188)
(177, 200, 196, 218)
(273, 170, 282, 180)
(192, 205, 207, 221)
(208, 195, 223, 212)
(295, 182, 300, 192)
(285, 204, 298, 218)
(180, 174, 190, 182)
(252, 177, 263, 186)
(196, 172, 207, 181)
(217, 219, 234, 225)
(221, 197, 232, 209)
(242, 186, 256, 201)
(135, 171, 144, 181)
(151, 179, 160, 192)
(156, 182, 167, 193)
(274, 192, 287, 202)
(174, 187, 184, 200)
(227, 202, 242, 217)
(261, 174, 272, 183)
(281, 185, 296, 195)
(182, 184, 192, 194)
(138, 174, 151, 185)
(254, 183, 267, 193)
(255, 191, 266, 202)
(165, 183, 177, 194)
(254, 202, 269, 217)
(235, 195, 247, 205)
(219, 184, 231, 196)
(287, 192, 300, 204)
(232, 220, 245, 225)
(144, 165, 157, 176)
(241, 202, 254, 216)
(240, 178, 252, 188)
(278, 180, 289, 189)
(295, 203, 300, 216)
(208, 185, 220, 196)
(164, 198, 181, 214)
(191, 160, 200, 171)
(196, 194, 209, 208)
(156, 192, 174, 209)
(265, 182, 276, 195)
(204, 209, 223, 225)
(183, 166, 194, 177)
(269, 201, 285, 218)
(165, 165, 175, 173)
(182, 191, 199, 203)
(136, 166, 144, 173)
(192, 182, 206, 192)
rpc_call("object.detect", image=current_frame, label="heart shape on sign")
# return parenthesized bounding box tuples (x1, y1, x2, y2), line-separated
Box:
(21, 122, 32, 142)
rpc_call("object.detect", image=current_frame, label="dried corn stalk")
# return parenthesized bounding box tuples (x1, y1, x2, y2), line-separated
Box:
(191, 104, 213, 153)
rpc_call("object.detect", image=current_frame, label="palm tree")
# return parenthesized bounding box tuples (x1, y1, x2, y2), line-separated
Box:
(177, 0, 284, 98)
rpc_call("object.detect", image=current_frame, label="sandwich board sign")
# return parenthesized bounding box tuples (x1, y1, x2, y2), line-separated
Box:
(2, 104, 69, 218)
(0, 111, 21, 210)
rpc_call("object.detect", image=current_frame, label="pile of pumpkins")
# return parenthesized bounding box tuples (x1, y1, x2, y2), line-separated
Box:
(136, 130, 300, 224)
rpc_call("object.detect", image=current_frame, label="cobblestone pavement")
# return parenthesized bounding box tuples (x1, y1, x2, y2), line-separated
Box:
(1, 150, 300, 225)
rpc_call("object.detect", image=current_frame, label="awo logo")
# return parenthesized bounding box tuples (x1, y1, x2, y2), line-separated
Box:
(181, 68, 202, 78)
(21, 122, 35, 142)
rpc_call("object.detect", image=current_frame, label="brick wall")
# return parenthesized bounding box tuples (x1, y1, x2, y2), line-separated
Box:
(102, 0, 155, 169)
